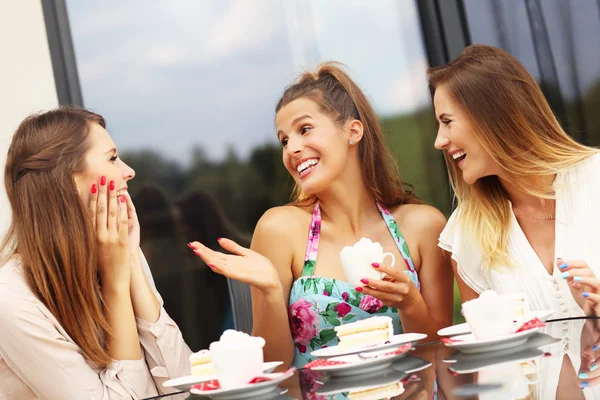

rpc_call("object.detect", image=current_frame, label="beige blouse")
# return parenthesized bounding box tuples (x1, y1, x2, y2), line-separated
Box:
(0, 251, 192, 400)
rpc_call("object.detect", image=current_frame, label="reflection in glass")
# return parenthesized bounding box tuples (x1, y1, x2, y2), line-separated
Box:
(66, 0, 449, 349)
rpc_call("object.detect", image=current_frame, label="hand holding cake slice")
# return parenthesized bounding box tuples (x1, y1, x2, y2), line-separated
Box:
(334, 316, 394, 349)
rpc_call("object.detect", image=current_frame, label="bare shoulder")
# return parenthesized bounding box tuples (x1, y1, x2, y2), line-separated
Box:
(392, 203, 447, 236)
(254, 205, 312, 238)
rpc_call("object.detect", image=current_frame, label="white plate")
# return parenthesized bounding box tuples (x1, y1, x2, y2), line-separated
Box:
(437, 310, 554, 337)
(447, 348, 543, 374)
(189, 370, 294, 400)
(162, 361, 283, 391)
(444, 328, 540, 354)
(316, 368, 407, 396)
(309, 351, 408, 378)
(310, 333, 427, 359)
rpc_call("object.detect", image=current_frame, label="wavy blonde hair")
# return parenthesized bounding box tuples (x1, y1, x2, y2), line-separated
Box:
(428, 44, 598, 267)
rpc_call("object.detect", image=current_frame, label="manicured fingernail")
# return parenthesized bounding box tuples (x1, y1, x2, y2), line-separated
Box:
(360, 278, 369, 284)
(208, 264, 215, 269)
(575, 276, 583, 282)
(559, 263, 568, 270)
(372, 263, 380, 268)
(217, 237, 222, 241)
(593, 344, 599, 351)
(193, 250, 200, 256)
(355, 287, 363, 292)
(561, 271, 570, 279)
(591, 364, 598, 372)
(100, 176, 107, 186)
(109, 180, 115, 191)
(187, 243, 194, 249)
(580, 372, 589, 379)
(584, 292, 591, 298)
(91, 184, 97, 194)
(581, 381, 590, 388)
(120, 195, 126, 203)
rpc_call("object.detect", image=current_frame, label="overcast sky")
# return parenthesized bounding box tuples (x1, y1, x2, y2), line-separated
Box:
(66, 0, 431, 164)
(66, 0, 600, 164)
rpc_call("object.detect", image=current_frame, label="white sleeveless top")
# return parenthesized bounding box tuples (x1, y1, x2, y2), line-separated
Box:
(439, 153, 600, 399)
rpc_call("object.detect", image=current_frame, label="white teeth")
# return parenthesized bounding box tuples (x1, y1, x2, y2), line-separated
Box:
(452, 151, 466, 160)
(296, 159, 319, 173)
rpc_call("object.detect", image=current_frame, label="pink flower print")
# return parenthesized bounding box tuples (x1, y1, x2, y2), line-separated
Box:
(322, 290, 330, 296)
(289, 298, 319, 346)
(298, 344, 307, 353)
(342, 292, 349, 302)
(335, 302, 352, 317)
(359, 295, 384, 313)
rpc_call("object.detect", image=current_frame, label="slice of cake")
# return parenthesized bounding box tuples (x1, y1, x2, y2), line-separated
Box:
(348, 382, 404, 400)
(334, 316, 394, 349)
(189, 349, 215, 376)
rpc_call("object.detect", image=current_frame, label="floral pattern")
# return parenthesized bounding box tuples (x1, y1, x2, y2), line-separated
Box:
(289, 201, 419, 370)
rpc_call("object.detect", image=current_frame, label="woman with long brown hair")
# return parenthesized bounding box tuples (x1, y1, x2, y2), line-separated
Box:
(429, 44, 600, 395)
(189, 62, 453, 375)
(0, 107, 191, 399)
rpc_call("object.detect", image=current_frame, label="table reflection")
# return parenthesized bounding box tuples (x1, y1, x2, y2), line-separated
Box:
(143, 317, 600, 399)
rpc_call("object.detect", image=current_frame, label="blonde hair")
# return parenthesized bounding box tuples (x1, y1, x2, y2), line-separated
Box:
(428, 44, 598, 267)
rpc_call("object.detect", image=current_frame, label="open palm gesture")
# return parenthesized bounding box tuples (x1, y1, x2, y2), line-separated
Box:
(188, 238, 280, 293)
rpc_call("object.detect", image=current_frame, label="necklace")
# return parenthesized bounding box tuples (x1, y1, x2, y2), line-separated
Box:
(513, 206, 555, 221)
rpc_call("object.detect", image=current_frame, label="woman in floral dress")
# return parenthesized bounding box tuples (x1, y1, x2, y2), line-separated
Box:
(190, 63, 452, 393)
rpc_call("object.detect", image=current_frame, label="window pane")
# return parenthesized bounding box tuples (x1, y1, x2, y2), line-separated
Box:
(66, 0, 447, 350)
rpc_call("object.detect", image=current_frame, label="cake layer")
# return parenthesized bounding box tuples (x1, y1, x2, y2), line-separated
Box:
(337, 329, 390, 349)
(348, 382, 404, 400)
(334, 316, 393, 336)
(191, 363, 215, 376)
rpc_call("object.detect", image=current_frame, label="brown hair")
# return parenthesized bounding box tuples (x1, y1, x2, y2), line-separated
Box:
(276, 61, 418, 207)
(1, 106, 112, 366)
(428, 44, 598, 267)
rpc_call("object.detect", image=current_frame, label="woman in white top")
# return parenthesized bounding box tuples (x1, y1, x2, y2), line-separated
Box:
(0, 107, 191, 399)
(428, 44, 600, 396)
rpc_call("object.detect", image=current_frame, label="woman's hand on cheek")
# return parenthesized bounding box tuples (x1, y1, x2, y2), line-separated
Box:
(355, 262, 418, 310)
(90, 176, 131, 289)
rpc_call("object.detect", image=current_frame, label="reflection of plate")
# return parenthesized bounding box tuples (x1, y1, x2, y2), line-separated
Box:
(447, 347, 543, 374)
(309, 351, 408, 378)
(443, 329, 540, 354)
(162, 361, 283, 391)
(189, 370, 294, 400)
(316, 368, 407, 396)
(437, 310, 555, 337)
(311, 333, 427, 358)
(391, 355, 432, 373)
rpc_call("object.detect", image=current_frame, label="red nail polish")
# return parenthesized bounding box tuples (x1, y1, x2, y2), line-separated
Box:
(217, 237, 222, 241)
(355, 287, 364, 292)
(193, 250, 201, 256)
(372, 263, 380, 268)
(187, 243, 194, 249)
(100, 176, 106, 186)
(120, 195, 126, 203)
(360, 278, 369, 284)
(91, 184, 97, 194)
(109, 180, 115, 191)
(208, 264, 215, 269)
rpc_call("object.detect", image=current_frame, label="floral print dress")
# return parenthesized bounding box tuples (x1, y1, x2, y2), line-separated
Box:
(288, 201, 420, 369)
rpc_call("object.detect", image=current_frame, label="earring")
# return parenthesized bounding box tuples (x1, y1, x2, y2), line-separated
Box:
(76, 187, 81, 195)
(349, 139, 355, 145)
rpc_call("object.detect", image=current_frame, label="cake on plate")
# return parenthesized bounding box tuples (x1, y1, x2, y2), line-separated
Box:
(189, 349, 215, 376)
(334, 316, 394, 349)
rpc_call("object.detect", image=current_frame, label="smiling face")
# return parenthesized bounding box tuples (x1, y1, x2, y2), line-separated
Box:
(433, 85, 503, 184)
(276, 97, 356, 195)
(73, 122, 135, 202)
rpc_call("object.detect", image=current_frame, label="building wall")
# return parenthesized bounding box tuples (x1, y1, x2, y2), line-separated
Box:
(0, 1, 58, 234)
